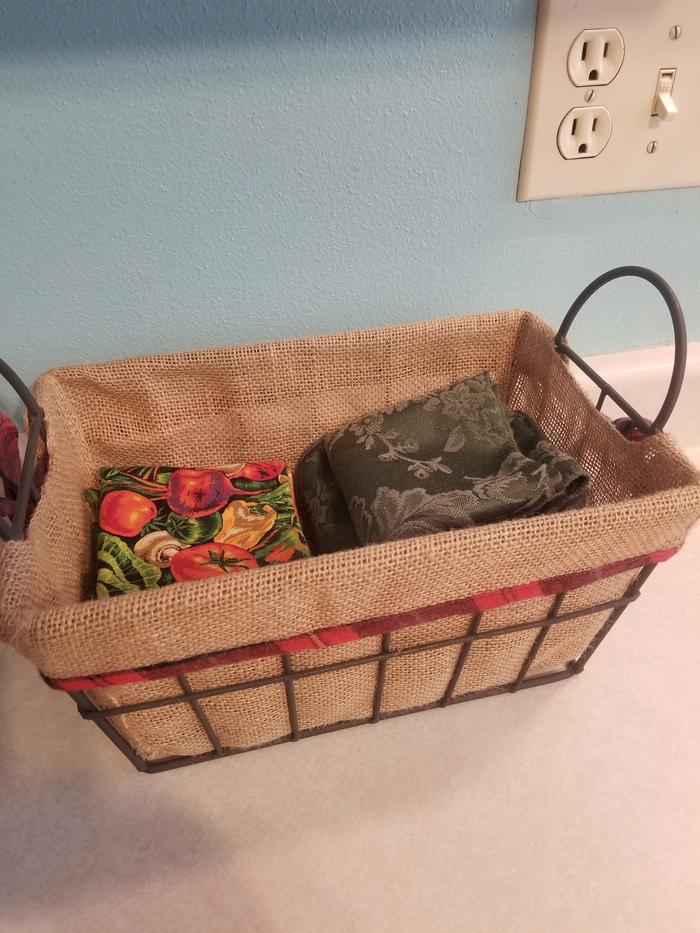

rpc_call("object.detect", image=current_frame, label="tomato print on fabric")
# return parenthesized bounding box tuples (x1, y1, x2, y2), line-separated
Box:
(85, 462, 310, 598)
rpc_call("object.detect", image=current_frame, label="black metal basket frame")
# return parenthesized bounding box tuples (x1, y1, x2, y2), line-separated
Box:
(0, 267, 687, 773)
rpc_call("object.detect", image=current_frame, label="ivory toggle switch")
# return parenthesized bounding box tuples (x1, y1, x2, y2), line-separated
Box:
(652, 69, 677, 120)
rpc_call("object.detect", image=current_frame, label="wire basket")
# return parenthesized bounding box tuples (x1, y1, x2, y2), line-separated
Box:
(1, 267, 698, 772)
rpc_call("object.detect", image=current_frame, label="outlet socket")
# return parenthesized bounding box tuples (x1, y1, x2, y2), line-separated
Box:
(567, 28, 625, 86)
(557, 106, 612, 159)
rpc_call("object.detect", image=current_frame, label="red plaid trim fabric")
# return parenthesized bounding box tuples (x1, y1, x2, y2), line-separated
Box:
(612, 417, 651, 442)
(47, 547, 678, 692)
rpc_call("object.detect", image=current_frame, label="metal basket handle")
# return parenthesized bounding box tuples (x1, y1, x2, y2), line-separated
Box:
(0, 360, 44, 541)
(555, 266, 687, 435)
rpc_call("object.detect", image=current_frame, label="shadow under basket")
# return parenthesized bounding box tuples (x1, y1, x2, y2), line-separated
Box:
(1, 267, 699, 773)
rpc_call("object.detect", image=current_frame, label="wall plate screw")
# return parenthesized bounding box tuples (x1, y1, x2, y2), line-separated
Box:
(669, 24, 682, 39)
(584, 89, 596, 102)
(647, 140, 659, 154)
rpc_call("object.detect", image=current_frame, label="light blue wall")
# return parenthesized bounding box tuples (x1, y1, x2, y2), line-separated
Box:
(2, 0, 698, 413)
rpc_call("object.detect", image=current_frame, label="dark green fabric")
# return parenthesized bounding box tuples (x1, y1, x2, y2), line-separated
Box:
(296, 444, 359, 555)
(507, 410, 591, 515)
(297, 373, 589, 551)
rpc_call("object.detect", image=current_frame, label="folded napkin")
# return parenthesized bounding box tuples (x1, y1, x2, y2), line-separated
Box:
(0, 411, 47, 529)
(0, 413, 22, 520)
(87, 460, 310, 598)
(296, 444, 359, 555)
(298, 373, 589, 550)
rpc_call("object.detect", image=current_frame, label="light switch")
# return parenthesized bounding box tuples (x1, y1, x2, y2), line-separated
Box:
(518, 0, 700, 200)
(652, 69, 677, 120)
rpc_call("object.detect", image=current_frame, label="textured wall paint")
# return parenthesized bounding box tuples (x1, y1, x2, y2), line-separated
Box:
(2, 0, 699, 414)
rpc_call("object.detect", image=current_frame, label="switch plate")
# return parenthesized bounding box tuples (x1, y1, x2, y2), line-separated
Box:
(518, 0, 700, 200)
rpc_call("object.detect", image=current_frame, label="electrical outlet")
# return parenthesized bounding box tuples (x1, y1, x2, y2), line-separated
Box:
(557, 107, 612, 159)
(517, 0, 700, 200)
(567, 28, 624, 86)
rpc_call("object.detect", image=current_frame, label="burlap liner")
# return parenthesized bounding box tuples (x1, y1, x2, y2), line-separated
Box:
(1, 311, 698, 761)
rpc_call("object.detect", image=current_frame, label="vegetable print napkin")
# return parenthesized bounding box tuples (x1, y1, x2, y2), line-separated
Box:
(86, 461, 310, 598)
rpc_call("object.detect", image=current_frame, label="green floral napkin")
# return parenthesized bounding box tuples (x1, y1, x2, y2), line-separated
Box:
(297, 373, 589, 550)
(296, 444, 359, 555)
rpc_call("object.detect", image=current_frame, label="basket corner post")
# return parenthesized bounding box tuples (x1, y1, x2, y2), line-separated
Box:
(69, 690, 151, 773)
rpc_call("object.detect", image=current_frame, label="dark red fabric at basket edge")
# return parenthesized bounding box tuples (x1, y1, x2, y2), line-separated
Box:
(47, 547, 678, 692)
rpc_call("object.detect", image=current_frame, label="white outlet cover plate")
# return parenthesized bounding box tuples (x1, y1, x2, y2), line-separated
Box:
(518, 0, 700, 200)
